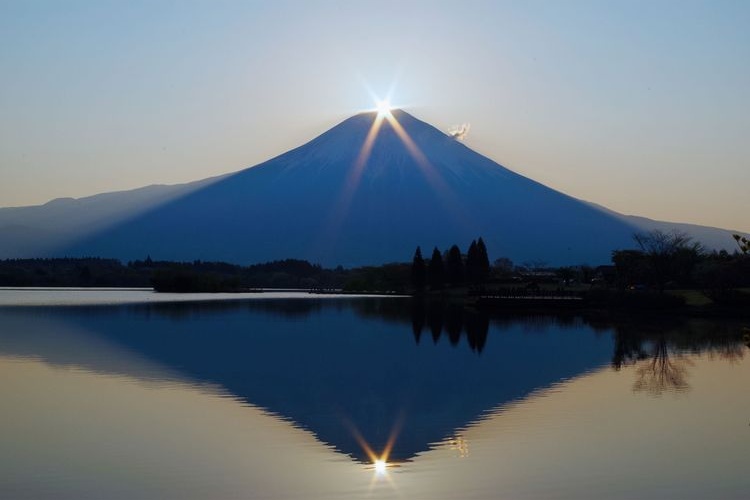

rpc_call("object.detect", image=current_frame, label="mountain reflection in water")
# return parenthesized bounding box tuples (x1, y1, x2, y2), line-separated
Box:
(0, 296, 750, 500)
(0, 298, 746, 466)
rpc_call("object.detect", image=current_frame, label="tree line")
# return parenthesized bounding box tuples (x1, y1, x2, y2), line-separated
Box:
(410, 237, 491, 291)
(0, 257, 345, 291)
(611, 230, 750, 305)
(0, 256, 422, 293)
(2, 230, 748, 303)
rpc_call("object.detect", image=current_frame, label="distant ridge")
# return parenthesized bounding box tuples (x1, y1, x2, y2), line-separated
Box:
(0, 110, 745, 266)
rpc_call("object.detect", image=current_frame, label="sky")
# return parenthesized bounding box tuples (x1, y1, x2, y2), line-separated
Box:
(1, 0, 748, 232)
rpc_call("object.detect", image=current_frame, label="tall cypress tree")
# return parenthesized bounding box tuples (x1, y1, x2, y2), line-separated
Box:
(446, 244, 464, 285)
(476, 237, 490, 283)
(466, 239, 479, 284)
(428, 247, 445, 289)
(411, 246, 427, 291)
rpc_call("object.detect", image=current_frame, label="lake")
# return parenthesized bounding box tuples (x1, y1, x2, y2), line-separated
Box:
(1, 289, 748, 499)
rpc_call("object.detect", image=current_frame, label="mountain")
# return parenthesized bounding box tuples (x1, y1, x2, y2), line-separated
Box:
(0, 110, 744, 266)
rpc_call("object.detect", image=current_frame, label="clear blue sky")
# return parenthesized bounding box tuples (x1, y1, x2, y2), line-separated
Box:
(1, 0, 748, 232)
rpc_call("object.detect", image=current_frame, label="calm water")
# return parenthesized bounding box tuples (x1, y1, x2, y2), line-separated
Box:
(1, 291, 748, 499)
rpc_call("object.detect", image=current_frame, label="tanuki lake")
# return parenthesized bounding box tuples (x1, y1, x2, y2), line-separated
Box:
(1, 289, 748, 499)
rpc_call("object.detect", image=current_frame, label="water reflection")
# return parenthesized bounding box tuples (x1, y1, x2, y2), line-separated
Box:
(633, 337, 692, 394)
(0, 298, 747, 468)
(610, 318, 746, 395)
(409, 301, 489, 352)
(0, 298, 616, 464)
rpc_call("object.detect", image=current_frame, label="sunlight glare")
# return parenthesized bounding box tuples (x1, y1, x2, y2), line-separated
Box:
(319, 86, 470, 259)
(376, 99, 392, 117)
(374, 459, 387, 475)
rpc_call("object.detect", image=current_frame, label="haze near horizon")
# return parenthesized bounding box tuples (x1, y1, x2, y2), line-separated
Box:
(1, 1, 748, 232)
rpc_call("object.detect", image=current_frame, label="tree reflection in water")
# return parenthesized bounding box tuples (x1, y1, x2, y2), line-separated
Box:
(611, 319, 747, 395)
(410, 301, 489, 353)
(633, 337, 692, 395)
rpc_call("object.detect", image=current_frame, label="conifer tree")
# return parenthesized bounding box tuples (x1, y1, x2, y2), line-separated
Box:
(411, 246, 427, 291)
(476, 237, 490, 283)
(428, 247, 445, 289)
(466, 239, 479, 284)
(446, 244, 464, 285)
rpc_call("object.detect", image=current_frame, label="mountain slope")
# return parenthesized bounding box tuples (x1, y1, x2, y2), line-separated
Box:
(584, 201, 746, 253)
(0, 110, 743, 265)
(0, 176, 223, 257)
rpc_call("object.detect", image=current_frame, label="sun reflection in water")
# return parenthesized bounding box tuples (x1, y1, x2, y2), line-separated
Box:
(343, 414, 404, 492)
(373, 458, 388, 475)
(367, 455, 398, 493)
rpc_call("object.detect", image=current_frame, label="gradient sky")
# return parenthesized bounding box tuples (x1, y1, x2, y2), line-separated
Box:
(1, 0, 748, 232)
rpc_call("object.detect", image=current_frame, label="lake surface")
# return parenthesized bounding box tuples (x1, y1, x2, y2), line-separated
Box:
(1, 290, 748, 499)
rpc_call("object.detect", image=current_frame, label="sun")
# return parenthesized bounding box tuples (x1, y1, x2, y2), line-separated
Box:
(374, 459, 388, 475)
(375, 99, 392, 117)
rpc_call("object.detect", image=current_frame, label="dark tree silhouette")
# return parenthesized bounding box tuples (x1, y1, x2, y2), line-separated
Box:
(629, 230, 704, 290)
(466, 240, 479, 284)
(428, 247, 445, 289)
(611, 249, 648, 289)
(466, 237, 491, 284)
(445, 245, 464, 286)
(476, 237, 490, 283)
(411, 246, 427, 291)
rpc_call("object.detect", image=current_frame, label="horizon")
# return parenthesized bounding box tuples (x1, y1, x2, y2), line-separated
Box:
(1, 1, 749, 232)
